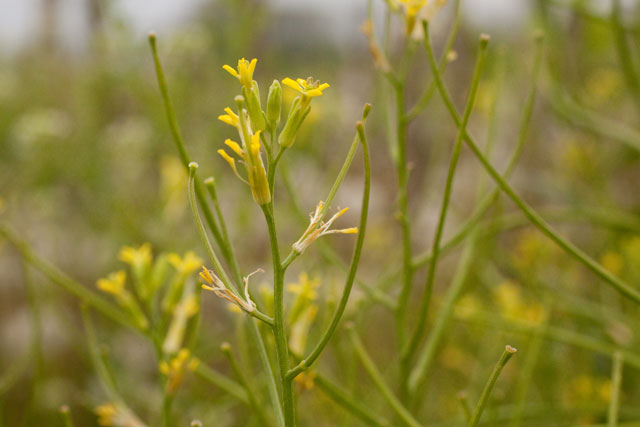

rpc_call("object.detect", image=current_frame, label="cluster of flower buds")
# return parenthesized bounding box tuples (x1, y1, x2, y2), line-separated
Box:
(217, 58, 330, 205)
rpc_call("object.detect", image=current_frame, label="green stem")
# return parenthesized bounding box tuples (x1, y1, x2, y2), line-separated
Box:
(607, 352, 624, 427)
(394, 80, 414, 350)
(148, 33, 243, 283)
(59, 406, 75, 427)
(314, 373, 392, 427)
(405, 0, 461, 121)
(611, 0, 640, 110)
(407, 230, 479, 395)
(281, 104, 371, 270)
(287, 120, 371, 380)
(192, 363, 248, 404)
(0, 225, 139, 333)
(509, 307, 549, 427)
(348, 327, 423, 427)
(403, 31, 489, 368)
(222, 343, 273, 427)
(261, 205, 295, 427)
(460, 312, 640, 370)
(469, 345, 517, 427)
(549, 88, 640, 153)
(204, 177, 242, 285)
(422, 20, 640, 305)
(247, 320, 285, 426)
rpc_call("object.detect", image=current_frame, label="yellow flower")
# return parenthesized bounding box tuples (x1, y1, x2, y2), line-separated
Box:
(118, 243, 152, 269)
(398, 0, 427, 34)
(95, 403, 117, 426)
(218, 107, 240, 129)
(282, 77, 330, 98)
(217, 128, 271, 205)
(222, 58, 257, 88)
(200, 266, 259, 313)
(294, 370, 316, 391)
(159, 348, 199, 395)
(167, 251, 203, 275)
(292, 201, 357, 254)
(287, 272, 321, 301)
(289, 305, 318, 355)
(94, 402, 146, 427)
(97, 271, 127, 297)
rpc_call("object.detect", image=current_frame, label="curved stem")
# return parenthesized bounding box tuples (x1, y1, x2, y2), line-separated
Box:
(348, 327, 423, 427)
(261, 205, 295, 427)
(422, 19, 640, 305)
(469, 346, 517, 427)
(148, 33, 243, 284)
(222, 343, 273, 427)
(402, 31, 489, 368)
(287, 119, 371, 379)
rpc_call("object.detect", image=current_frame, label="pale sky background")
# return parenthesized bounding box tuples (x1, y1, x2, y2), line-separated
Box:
(0, 0, 623, 55)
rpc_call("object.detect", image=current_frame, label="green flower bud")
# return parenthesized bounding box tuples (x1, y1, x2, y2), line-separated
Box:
(242, 84, 266, 132)
(266, 80, 282, 131)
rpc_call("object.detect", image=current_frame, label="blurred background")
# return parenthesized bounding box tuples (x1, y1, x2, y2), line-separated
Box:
(1, 0, 640, 425)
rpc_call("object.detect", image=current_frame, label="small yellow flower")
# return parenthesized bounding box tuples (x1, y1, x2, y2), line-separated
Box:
(218, 107, 241, 128)
(97, 271, 127, 297)
(222, 58, 257, 88)
(289, 305, 318, 355)
(94, 402, 146, 427)
(200, 266, 259, 313)
(217, 127, 271, 205)
(168, 251, 203, 275)
(282, 77, 330, 98)
(398, 0, 427, 34)
(118, 243, 152, 269)
(292, 201, 357, 254)
(287, 272, 321, 301)
(160, 348, 197, 395)
(95, 403, 117, 426)
(294, 370, 316, 391)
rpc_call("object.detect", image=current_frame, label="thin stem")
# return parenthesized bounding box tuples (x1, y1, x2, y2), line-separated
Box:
(187, 164, 234, 289)
(261, 205, 295, 427)
(0, 225, 139, 333)
(461, 311, 640, 370)
(189, 165, 273, 323)
(348, 327, 423, 427)
(81, 306, 126, 404)
(314, 373, 392, 427)
(148, 32, 243, 283)
(221, 343, 273, 427)
(394, 80, 414, 349)
(59, 406, 74, 427)
(247, 319, 285, 427)
(280, 159, 395, 310)
(405, 0, 461, 121)
(281, 104, 371, 270)
(407, 230, 479, 395)
(403, 31, 489, 367)
(607, 352, 624, 427)
(469, 345, 517, 427)
(192, 363, 248, 404)
(422, 20, 640, 305)
(204, 177, 242, 284)
(549, 88, 640, 153)
(509, 308, 549, 427)
(288, 119, 371, 380)
(457, 392, 472, 424)
(612, 0, 640, 110)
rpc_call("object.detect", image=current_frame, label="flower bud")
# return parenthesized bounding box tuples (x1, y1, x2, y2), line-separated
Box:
(278, 97, 311, 148)
(242, 85, 266, 132)
(266, 79, 282, 131)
